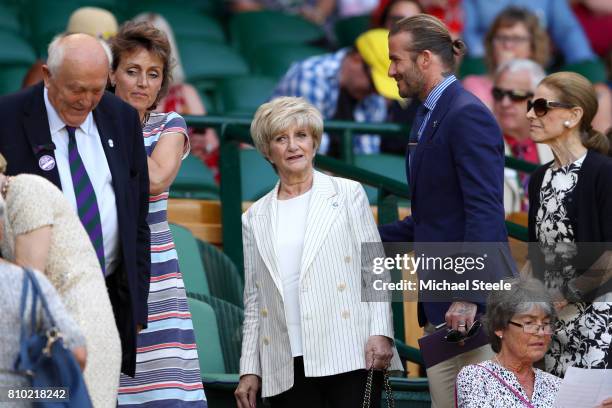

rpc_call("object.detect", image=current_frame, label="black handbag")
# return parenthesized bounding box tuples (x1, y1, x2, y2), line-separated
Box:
(14, 268, 93, 407)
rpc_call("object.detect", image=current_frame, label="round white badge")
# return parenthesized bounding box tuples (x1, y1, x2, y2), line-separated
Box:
(38, 155, 56, 171)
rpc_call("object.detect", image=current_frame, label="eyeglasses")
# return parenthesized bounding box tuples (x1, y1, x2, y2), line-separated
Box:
(493, 35, 530, 45)
(492, 87, 534, 102)
(444, 320, 483, 343)
(527, 98, 576, 117)
(508, 320, 556, 335)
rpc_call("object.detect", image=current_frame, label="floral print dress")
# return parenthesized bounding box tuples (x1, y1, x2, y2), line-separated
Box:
(536, 155, 612, 376)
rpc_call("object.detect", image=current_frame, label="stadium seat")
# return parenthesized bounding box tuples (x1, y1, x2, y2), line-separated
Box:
(215, 76, 277, 116)
(0, 31, 37, 65)
(250, 43, 326, 79)
(197, 238, 244, 308)
(189, 293, 244, 374)
(353, 153, 407, 204)
(240, 148, 278, 202)
(458, 56, 487, 78)
(0, 3, 22, 34)
(128, 2, 225, 43)
(186, 297, 226, 373)
(560, 58, 607, 84)
(170, 223, 210, 297)
(170, 154, 219, 200)
(178, 38, 250, 100)
(334, 14, 370, 48)
(0, 65, 29, 95)
(229, 10, 325, 59)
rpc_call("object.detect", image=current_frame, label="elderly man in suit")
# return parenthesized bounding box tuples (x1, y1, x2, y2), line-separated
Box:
(0, 33, 150, 376)
(379, 15, 515, 408)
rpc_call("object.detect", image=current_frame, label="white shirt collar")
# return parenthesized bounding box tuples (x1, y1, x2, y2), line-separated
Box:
(43, 87, 95, 135)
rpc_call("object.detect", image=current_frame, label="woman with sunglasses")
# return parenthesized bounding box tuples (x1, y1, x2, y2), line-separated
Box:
(525, 71, 612, 377)
(456, 278, 561, 407)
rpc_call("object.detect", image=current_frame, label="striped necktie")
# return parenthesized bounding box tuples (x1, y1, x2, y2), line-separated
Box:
(66, 126, 106, 273)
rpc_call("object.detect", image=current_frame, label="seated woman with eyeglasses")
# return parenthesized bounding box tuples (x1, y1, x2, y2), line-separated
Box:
(456, 278, 561, 407)
(524, 71, 612, 378)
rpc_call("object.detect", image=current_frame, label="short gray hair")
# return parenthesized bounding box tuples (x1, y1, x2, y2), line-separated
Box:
(250, 96, 323, 159)
(47, 34, 111, 75)
(485, 277, 555, 353)
(494, 58, 546, 90)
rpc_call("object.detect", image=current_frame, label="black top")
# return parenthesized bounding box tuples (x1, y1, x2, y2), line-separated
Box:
(528, 149, 612, 301)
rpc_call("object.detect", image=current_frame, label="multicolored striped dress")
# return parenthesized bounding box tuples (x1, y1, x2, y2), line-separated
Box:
(118, 111, 207, 407)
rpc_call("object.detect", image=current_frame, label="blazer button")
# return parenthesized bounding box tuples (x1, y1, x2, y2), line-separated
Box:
(261, 309, 268, 317)
(337, 282, 346, 292)
(341, 310, 350, 319)
(344, 256, 351, 263)
(263, 337, 270, 345)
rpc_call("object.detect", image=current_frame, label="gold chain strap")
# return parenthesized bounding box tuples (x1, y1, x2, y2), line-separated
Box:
(362, 367, 395, 408)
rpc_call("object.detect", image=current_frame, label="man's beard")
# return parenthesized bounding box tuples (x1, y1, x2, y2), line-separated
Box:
(398, 67, 425, 99)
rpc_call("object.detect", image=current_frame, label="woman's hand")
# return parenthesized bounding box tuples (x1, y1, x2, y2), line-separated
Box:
(596, 397, 612, 408)
(365, 335, 393, 370)
(235, 374, 260, 408)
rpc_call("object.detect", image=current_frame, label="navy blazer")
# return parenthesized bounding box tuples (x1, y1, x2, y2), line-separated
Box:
(379, 81, 512, 325)
(0, 83, 150, 376)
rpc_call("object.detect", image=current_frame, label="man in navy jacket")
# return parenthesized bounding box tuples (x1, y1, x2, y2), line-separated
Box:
(0, 34, 150, 376)
(380, 15, 513, 407)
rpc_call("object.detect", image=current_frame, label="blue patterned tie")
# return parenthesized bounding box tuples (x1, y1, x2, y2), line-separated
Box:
(408, 104, 429, 172)
(66, 126, 105, 273)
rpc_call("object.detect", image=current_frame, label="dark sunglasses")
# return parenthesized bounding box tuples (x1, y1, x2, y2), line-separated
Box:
(527, 98, 576, 117)
(492, 87, 533, 102)
(444, 320, 483, 343)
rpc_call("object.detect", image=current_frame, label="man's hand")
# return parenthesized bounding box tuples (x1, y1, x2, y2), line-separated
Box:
(445, 301, 477, 335)
(72, 346, 87, 371)
(235, 374, 260, 408)
(365, 335, 393, 370)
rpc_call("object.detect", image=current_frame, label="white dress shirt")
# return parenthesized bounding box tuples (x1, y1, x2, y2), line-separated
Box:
(44, 88, 120, 275)
(276, 189, 312, 357)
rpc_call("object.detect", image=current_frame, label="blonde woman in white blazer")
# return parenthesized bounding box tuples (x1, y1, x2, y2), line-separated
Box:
(234, 97, 402, 408)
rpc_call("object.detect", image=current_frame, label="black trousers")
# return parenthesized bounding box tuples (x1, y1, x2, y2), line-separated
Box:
(267, 357, 383, 408)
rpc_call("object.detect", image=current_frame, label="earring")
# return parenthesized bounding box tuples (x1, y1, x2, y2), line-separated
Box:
(499, 335, 503, 339)
(563, 120, 571, 128)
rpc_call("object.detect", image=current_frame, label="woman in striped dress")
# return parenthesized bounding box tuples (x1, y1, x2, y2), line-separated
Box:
(110, 21, 206, 407)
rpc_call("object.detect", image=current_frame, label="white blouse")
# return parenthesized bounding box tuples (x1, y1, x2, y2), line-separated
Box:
(277, 189, 312, 357)
(456, 360, 561, 407)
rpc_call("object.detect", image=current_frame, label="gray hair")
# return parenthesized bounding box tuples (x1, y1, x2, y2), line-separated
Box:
(485, 277, 555, 353)
(494, 58, 546, 90)
(47, 34, 111, 76)
(250, 96, 323, 160)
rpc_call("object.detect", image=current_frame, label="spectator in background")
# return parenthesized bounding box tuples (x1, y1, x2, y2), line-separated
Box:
(372, 0, 422, 29)
(110, 21, 207, 406)
(337, 0, 378, 17)
(21, 6, 118, 88)
(462, 0, 596, 65)
(492, 58, 552, 214)
(420, 0, 464, 38)
(134, 12, 221, 181)
(570, 0, 612, 58)
(0, 154, 121, 407)
(463, 7, 550, 110)
(272, 28, 402, 156)
(525, 71, 612, 377)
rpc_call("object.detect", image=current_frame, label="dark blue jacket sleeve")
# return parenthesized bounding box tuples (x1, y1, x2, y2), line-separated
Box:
(378, 215, 415, 243)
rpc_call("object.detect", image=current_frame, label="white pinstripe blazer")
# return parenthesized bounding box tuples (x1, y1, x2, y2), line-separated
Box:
(239, 170, 402, 398)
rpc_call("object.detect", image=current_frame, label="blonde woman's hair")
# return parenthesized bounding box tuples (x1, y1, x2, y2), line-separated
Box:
(250, 97, 323, 159)
(540, 71, 609, 155)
